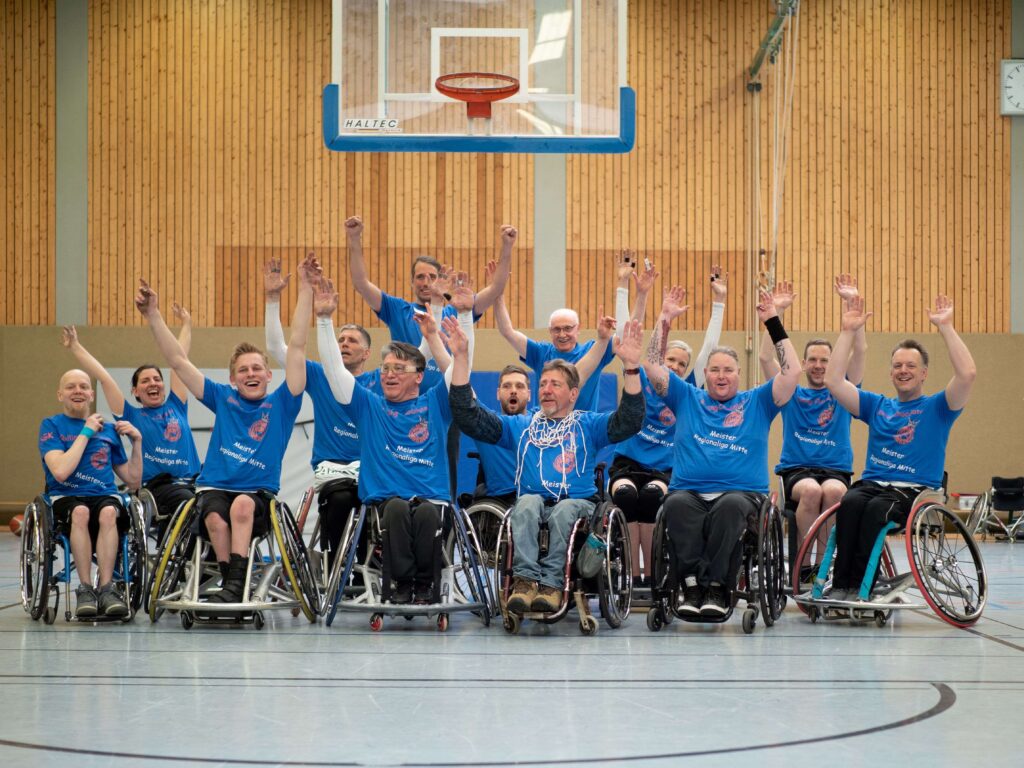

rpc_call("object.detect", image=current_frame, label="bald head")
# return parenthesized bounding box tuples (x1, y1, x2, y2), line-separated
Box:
(57, 369, 94, 416)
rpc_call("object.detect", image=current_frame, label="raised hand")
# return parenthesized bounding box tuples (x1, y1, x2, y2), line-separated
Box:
(634, 258, 659, 294)
(60, 325, 79, 348)
(710, 265, 729, 301)
(927, 294, 955, 327)
(313, 277, 339, 318)
(115, 420, 142, 442)
(484, 259, 498, 285)
(841, 295, 873, 332)
(84, 412, 105, 433)
(756, 288, 779, 323)
(296, 251, 322, 288)
(450, 273, 475, 312)
(430, 266, 454, 303)
(772, 280, 796, 312)
(615, 319, 643, 367)
(412, 303, 439, 337)
(834, 273, 859, 302)
(500, 224, 517, 247)
(135, 278, 159, 316)
(617, 250, 637, 286)
(595, 306, 616, 340)
(660, 285, 690, 321)
(172, 303, 191, 325)
(263, 258, 291, 297)
(344, 215, 363, 239)
(439, 315, 469, 357)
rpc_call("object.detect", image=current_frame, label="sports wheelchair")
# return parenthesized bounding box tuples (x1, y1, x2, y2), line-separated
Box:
(147, 491, 319, 630)
(321, 500, 494, 632)
(966, 476, 1024, 542)
(645, 494, 786, 635)
(792, 488, 987, 628)
(20, 492, 148, 624)
(493, 481, 632, 636)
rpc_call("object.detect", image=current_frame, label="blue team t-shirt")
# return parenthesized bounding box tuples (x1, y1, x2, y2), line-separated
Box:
(523, 338, 616, 412)
(196, 379, 303, 494)
(347, 382, 453, 503)
(475, 411, 534, 496)
(375, 292, 479, 378)
(857, 390, 960, 489)
(492, 410, 613, 500)
(614, 368, 677, 472)
(303, 361, 368, 466)
(775, 383, 855, 474)
(39, 414, 128, 497)
(664, 376, 782, 494)
(117, 392, 201, 483)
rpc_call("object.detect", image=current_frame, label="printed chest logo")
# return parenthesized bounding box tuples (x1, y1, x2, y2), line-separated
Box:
(40, 431, 54, 444)
(817, 405, 834, 427)
(553, 450, 576, 473)
(409, 421, 430, 443)
(248, 413, 269, 442)
(658, 406, 676, 427)
(894, 421, 916, 445)
(723, 408, 744, 427)
(91, 445, 109, 470)
(164, 418, 182, 442)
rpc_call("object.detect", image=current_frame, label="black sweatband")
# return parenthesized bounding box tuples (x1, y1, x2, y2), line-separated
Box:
(763, 315, 788, 344)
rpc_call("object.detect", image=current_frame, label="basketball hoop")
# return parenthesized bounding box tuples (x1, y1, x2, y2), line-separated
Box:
(435, 72, 520, 120)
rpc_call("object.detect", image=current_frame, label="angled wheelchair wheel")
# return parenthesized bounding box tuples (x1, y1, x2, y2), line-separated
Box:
(270, 500, 319, 622)
(906, 499, 987, 627)
(648, 506, 674, 613)
(493, 511, 514, 615)
(148, 498, 198, 622)
(597, 505, 632, 628)
(756, 499, 786, 626)
(20, 497, 53, 621)
(964, 493, 990, 540)
(444, 506, 495, 624)
(124, 495, 151, 618)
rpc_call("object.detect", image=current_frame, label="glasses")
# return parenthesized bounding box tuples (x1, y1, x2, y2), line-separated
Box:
(380, 363, 419, 375)
(549, 325, 577, 334)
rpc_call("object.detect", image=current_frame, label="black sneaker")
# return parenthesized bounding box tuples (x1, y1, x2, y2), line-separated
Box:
(75, 584, 98, 619)
(98, 583, 129, 618)
(413, 579, 434, 605)
(700, 585, 729, 617)
(678, 585, 703, 617)
(392, 582, 414, 604)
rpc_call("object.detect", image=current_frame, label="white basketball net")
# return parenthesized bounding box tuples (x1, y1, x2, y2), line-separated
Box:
(514, 410, 589, 499)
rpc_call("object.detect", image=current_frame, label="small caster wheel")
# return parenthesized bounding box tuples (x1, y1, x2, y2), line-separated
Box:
(291, 607, 300, 618)
(808, 606, 820, 624)
(370, 613, 384, 632)
(579, 616, 598, 636)
(253, 612, 265, 631)
(503, 614, 521, 634)
(404, 614, 414, 622)
(65, 611, 72, 623)
(874, 610, 888, 628)
(44, 606, 57, 625)
(646, 608, 663, 632)
(742, 608, 757, 635)
(437, 614, 449, 632)
(181, 612, 194, 630)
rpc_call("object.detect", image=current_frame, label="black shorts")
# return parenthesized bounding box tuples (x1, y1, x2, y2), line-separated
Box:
(779, 467, 853, 507)
(609, 455, 671, 490)
(51, 495, 129, 540)
(194, 490, 271, 538)
(144, 476, 196, 521)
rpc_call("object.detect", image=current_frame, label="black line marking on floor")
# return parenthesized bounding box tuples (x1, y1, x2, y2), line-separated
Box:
(0, 682, 955, 765)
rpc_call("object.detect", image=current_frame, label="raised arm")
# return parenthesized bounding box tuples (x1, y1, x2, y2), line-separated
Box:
(834, 274, 867, 386)
(758, 279, 794, 380)
(471, 224, 517, 315)
(263, 256, 291, 367)
(494, 294, 529, 359)
(60, 326, 126, 416)
(286, 253, 321, 397)
(691, 266, 728, 387)
(640, 285, 689, 396)
(630, 257, 659, 325)
(576, 307, 615, 390)
(446, 315, 505, 445)
(757, 288, 801, 406)
(606, 319, 646, 441)
(413, 302, 453, 377)
(929, 295, 976, 411)
(170, 302, 194, 402)
(44, 411, 106, 482)
(112, 420, 143, 490)
(825, 296, 873, 417)
(135, 279, 206, 400)
(314, 278, 356, 405)
(344, 215, 384, 313)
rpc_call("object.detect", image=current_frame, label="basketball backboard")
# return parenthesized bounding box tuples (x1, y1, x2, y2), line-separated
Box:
(323, 0, 634, 153)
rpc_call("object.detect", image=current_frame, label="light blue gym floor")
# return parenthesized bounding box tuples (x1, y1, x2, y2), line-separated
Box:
(1, 530, 1021, 768)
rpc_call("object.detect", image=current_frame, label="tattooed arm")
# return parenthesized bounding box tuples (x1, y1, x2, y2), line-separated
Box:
(640, 285, 689, 397)
(756, 288, 800, 407)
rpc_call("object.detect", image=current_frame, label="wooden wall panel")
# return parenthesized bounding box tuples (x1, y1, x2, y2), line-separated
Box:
(568, 0, 1010, 334)
(2, 0, 56, 325)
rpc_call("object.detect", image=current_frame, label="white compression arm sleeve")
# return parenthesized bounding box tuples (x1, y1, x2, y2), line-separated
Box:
(615, 287, 630, 340)
(692, 302, 725, 388)
(264, 300, 288, 367)
(316, 317, 355, 404)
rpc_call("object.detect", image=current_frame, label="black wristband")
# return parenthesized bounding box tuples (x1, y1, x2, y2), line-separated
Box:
(763, 315, 788, 344)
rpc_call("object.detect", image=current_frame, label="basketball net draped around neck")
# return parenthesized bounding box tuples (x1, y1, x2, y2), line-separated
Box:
(515, 410, 588, 499)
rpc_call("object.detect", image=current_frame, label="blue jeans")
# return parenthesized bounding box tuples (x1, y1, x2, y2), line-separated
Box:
(510, 494, 595, 589)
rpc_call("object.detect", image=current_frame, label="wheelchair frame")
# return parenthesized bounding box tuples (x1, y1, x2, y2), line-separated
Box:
(493, 498, 633, 636)
(321, 500, 493, 632)
(792, 489, 987, 628)
(20, 493, 149, 624)
(966, 485, 1024, 542)
(645, 494, 786, 635)
(146, 492, 319, 630)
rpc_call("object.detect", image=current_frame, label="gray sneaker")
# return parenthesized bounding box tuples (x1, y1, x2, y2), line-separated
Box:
(97, 583, 129, 618)
(75, 584, 98, 618)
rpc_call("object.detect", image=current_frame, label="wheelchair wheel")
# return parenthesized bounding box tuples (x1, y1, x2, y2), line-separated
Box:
(270, 501, 319, 622)
(493, 512, 514, 614)
(597, 505, 632, 629)
(964, 493, 989, 539)
(906, 499, 987, 627)
(444, 506, 495, 624)
(648, 507, 674, 607)
(756, 499, 786, 626)
(148, 498, 198, 622)
(20, 497, 52, 621)
(123, 496, 150, 618)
